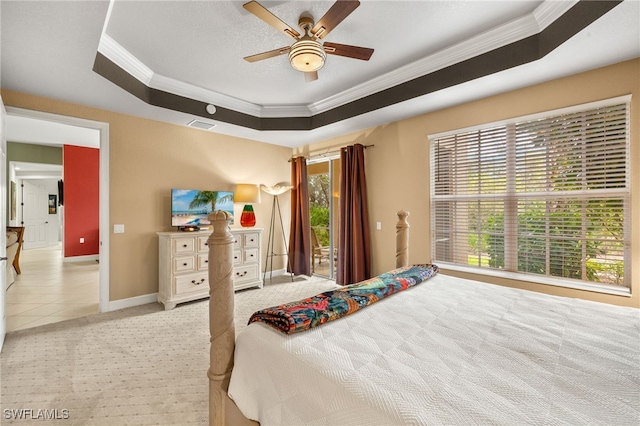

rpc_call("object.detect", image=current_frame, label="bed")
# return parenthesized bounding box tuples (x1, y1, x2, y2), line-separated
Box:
(206, 211, 640, 425)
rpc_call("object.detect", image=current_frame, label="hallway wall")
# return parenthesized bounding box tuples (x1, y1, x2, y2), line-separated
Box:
(63, 145, 99, 257)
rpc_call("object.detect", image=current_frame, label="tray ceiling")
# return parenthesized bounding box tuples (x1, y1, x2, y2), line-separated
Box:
(2, 1, 639, 147)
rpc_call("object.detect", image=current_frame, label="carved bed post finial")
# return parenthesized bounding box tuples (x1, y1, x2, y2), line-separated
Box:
(396, 210, 410, 268)
(207, 210, 235, 425)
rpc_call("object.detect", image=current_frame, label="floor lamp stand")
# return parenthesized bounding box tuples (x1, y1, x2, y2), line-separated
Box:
(263, 195, 294, 282)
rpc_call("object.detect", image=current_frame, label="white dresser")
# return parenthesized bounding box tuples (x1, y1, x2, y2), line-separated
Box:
(157, 228, 263, 310)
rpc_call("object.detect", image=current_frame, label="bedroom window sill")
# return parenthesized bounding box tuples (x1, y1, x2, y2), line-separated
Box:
(436, 263, 631, 297)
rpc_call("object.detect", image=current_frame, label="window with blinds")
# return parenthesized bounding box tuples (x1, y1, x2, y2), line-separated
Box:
(430, 100, 630, 289)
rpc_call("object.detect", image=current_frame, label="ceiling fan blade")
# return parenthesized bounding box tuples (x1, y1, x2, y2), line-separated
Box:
(244, 46, 291, 63)
(311, 0, 360, 39)
(304, 71, 318, 82)
(243, 1, 300, 39)
(323, 42, 373, 61)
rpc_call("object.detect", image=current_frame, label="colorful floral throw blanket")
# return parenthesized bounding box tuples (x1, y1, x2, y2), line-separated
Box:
(248, 264, 439, 334)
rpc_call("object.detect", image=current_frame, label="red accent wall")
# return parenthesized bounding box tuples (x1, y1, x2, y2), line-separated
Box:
(63, 145, 99, 257)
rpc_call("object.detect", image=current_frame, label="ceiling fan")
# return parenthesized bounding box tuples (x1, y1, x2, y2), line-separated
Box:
(243, 0, 374, 82)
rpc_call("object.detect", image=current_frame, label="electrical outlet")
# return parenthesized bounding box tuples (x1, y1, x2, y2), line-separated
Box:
(114, 224, 125, 234)
(80, 238, 85, 243)
(376, 222, 382, 230)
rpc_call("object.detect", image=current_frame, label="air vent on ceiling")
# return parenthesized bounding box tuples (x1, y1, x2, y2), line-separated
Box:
(187, 119, 217, 131)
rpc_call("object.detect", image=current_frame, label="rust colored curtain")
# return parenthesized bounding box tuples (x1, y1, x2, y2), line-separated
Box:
(336, 144, 371, 285)
(288, 157, 311, 276)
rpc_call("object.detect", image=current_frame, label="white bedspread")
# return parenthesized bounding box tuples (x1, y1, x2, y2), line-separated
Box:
(228, 274, 640, 425)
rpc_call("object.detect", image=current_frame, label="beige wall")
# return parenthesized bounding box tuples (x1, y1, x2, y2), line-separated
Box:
(1, 89, 292, 301)
(3, 58, 638, 308)
(298, 58, 640, 308)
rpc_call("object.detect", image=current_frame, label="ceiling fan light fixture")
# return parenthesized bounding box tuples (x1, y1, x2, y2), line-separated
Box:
(288, 39, 326, 72)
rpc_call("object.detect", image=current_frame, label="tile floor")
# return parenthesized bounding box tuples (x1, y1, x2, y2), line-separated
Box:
(5, 243, 99, 332)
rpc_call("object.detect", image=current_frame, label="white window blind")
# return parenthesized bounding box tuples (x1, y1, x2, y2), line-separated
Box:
(430, 101, 630, 289)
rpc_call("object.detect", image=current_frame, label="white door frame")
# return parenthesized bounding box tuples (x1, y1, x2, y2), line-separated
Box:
(6, 107, 110, 313)
(22, 180, 51, 250)
(1, 97, 7, 352)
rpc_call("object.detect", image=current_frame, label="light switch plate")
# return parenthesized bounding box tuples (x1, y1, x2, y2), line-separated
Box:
(114, 224, 125, 234)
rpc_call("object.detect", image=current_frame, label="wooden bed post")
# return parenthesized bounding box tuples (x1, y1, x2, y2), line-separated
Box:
(207, 211, 235, 425)
(396, 210, 410, 268)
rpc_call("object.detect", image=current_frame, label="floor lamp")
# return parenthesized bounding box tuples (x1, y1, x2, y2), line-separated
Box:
(261, 185, 294, 282)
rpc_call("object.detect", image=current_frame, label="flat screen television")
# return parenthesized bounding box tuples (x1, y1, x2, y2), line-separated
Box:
(171, 189, 234, 228)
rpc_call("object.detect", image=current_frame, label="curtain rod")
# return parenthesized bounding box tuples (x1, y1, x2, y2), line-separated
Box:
(289, 144, 375, 163)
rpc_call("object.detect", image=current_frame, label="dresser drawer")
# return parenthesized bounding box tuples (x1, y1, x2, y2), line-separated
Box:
(243, 233, 259, 247)
(244, 248, 259, 264)
(233, 264, 259, 283)
(175, 273, 208, 295)
(197, 253, 209, 270)
(232, 250, 242, 265)
(173, 256, 195, 273)
(173, 237, 196, 254)
(158, 229, 262, 310)
(198, 236, 210, 252)
(233, 236, 241, 249)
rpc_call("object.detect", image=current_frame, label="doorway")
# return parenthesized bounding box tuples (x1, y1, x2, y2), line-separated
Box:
(20, 177, 61, 250)
(308, 157, 339, 279)
(4, 107, 109, 321)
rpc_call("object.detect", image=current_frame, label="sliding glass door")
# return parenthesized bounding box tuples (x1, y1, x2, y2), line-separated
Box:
(307, 157, 339, 279)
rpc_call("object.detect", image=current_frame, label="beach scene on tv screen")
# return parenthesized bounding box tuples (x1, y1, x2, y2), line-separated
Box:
(171, 189, 234, 226)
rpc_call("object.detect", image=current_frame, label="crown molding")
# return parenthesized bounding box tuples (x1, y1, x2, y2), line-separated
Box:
(97, 0, 580, 119)
(260, 104, 313, 118)
(98, 33, 314, 118)
(98, 34, 264, 116)
(97, 33, 154, 86)
(534, 0, 579, 30)
(309, 0, 577, 114)
(148, 73, 264, 117)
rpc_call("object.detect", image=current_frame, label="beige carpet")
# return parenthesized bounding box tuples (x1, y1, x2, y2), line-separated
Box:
(1, 275, 337, 425)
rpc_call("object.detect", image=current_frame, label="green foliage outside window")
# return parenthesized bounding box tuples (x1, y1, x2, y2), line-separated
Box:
(309, 174, 331, 246)
(481, 205, 607, 281)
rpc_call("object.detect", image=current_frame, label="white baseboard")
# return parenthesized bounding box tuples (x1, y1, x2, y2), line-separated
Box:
(63, 254, 99, 263)
(263, 268, 286, 278)
(102, 269, 288, 313)
(105, 293, 158, 312)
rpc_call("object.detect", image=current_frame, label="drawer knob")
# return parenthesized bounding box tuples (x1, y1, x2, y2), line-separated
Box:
(250, 254, 254, 258)
(183, 244, 188, 248)
(183, 263, 188, 266)
(234, 256, 238, 260)
(236, 271, 247, 277)
(205, 243, 208, 246)
(192, 278, 205, 285)
(250, 239, 254, 242)
(205, 260, 208, 263)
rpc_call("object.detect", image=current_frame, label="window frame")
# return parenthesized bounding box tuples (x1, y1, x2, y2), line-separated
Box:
(429, 96, 631, 296)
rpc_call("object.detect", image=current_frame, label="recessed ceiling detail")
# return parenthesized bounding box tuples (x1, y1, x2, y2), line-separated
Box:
(92, 0, 621, 133)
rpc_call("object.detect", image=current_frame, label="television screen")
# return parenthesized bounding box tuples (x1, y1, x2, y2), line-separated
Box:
(171, 189, 234, 227)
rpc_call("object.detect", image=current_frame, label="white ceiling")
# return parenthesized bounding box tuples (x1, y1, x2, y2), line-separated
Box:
(104, 0, 541, 106)
(1, 0, 639, 148)
(12, 161, 62, 180)
(6, 115, 100, 148)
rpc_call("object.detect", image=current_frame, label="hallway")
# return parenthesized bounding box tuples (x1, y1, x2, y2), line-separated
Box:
(5, 244, 99, 332)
